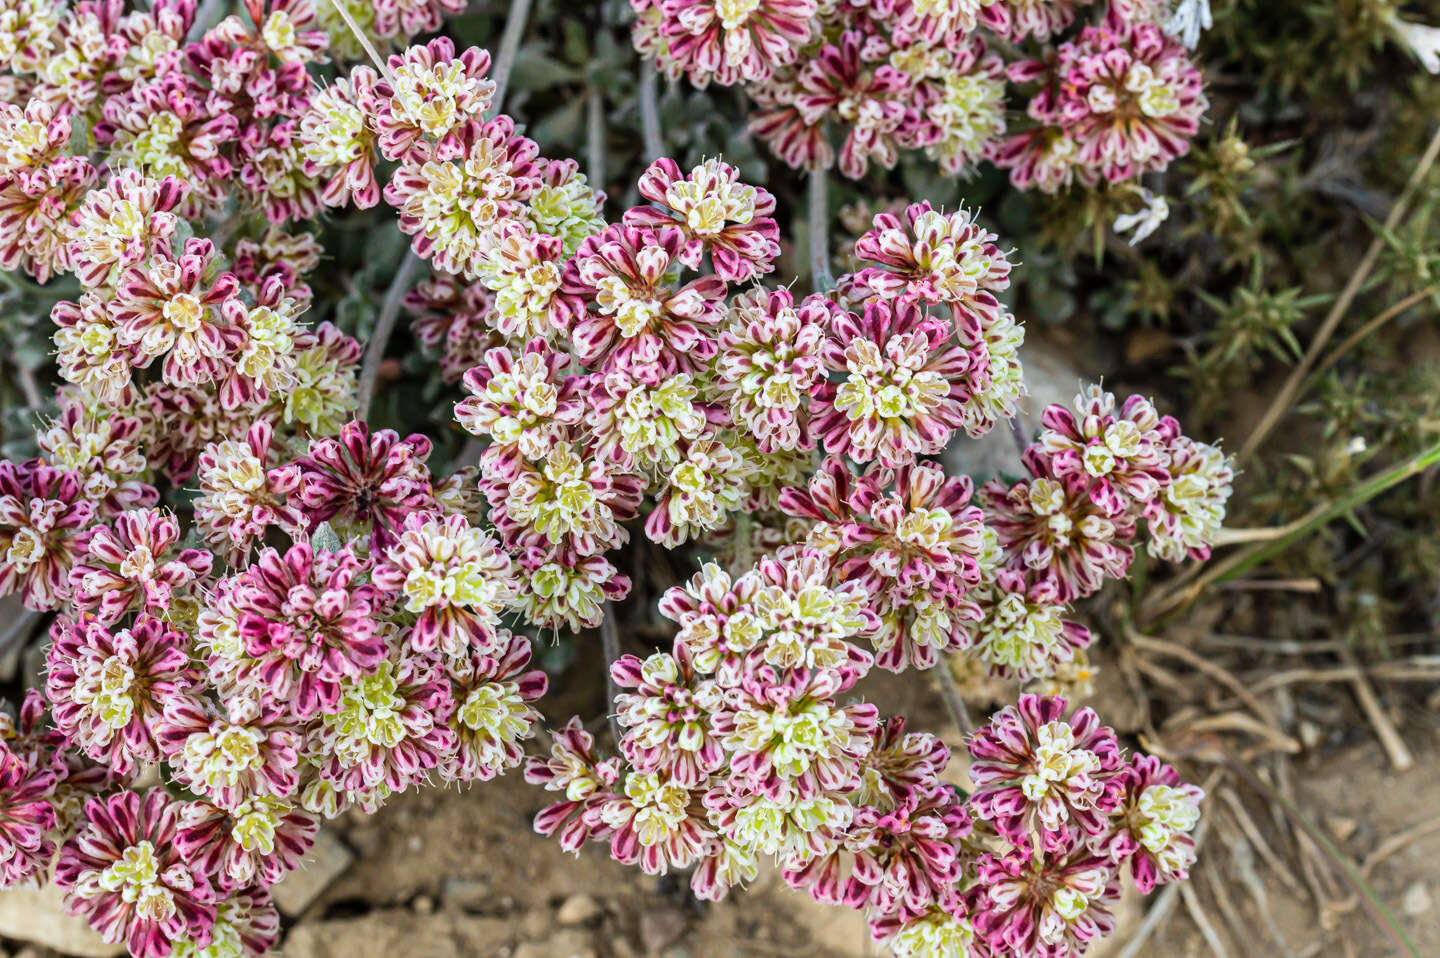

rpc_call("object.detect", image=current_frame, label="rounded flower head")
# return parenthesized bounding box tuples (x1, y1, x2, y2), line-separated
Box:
(54, 789, 217, 958)
(626, 157, 781, 282)
(514, 551, 631, 633)
(0, 741, 59, 886)
(0, 98, 71, 179)
(439, 631, 548, 783)
(69, 508, 212, 624)
(1091, 754, 1202, 893)
(659, 561, 765, 679)
(455, 339, 585, 468)
(371, 512, 519, 659)
(980, 448, 1135, 603)
(46, 615, 199, 775)
(483, 444, 644, 558)
(875, 907, 983, 958)
(657, 0, 817, 87)
(193, 420, 304, 564)
(612, 647, 726, 787)
(68, 170, 188, 290)
(563, 224, 727, 374)
(175, 796, 316, 892)
(0, 155, 96, 283)
(525, 158, 607, 255)
(967, 694, 1124, 852)
(472, 223, 578, 341)
(1145, 435, 1232, 562)
(0, 460, 96, 611)
(852, 201, 1012, 317)
(293, 420, 435, 549)
(158, 700, 302, 812)
(596, 769, 716, 876)
(813, 299, 976, 468)
(973, 836, 1120, 958)
(299, 67, 381, 210)
(1039, 386, 1173, 515)
(963, 569, 1092, 682)
(646, 437, 755, 548)
(715, 287, 831, 454)
(218, 543, 387, 720)
(169, 886, 279, 958)
(36, 401, 157, 517)
(372, 38, 495, 161)
(385, 116, 543, 279)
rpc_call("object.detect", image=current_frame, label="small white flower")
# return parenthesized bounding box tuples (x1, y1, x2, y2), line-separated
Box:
(1162, 0, 1213, 49)
(1113, 190, 1170, 245)
(1389, 15, 1440, 74)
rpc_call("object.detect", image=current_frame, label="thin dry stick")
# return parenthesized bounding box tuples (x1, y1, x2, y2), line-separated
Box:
(930, 660, 972, 735)
(486, 0, 534, 118)
(1360, 814, 1440, 879)
(356, 251, 423, 421)
(1240, 124, 1440, 461)
(16, 365, 42, 408)
(1337, 648, 1414, 771)
(1180, 881, 1232, 958)
(1307, 285, 1436, 384)
(638, 63, 663, 161)
(808, 168, 834, 292)
(599, 602, 622, 744)
(1128, 630, 1286, 733)
(586, 87, 606, 190)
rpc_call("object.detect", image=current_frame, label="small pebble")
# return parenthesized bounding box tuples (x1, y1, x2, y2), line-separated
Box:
(1402, 882, 1432, 916)
(556, 894, 601, 926)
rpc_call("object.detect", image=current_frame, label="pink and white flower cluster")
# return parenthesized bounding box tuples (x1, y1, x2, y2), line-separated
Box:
(634, 0, 1208, 190)
(0, 18, 1229, 958)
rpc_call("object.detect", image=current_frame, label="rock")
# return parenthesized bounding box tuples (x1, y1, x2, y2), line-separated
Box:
(518, 908, 551, 939)
(273, 829, 354, 917)
(0, 882, 125, 957)
(282, 909, 512, 958)
(514, 930, 595, 958)
(943, 338, 1082, 482)
(1325, 814, 1358, 843)
(556, 893, 602, 926)
(442, 877, 492, 911)
(1402, 882, 1432, 916)
(412, 895, 434, 914)
(639, 905, 688, 954)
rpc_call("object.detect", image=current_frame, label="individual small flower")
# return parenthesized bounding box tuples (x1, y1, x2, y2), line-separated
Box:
(657, 0, 817, 87)
(658, 561, 765, 679)
(455, 339, 586, 467)
(313, 654, 456, 796)
(852, 201, 1012, 317)
(0, 461, 96, 611)
(67, 170, 189, 290)
(646, 438, 754, 547)
(967, 694, 1124, 851)
(1092, 755, 1202, 893)
(626, 157, 781, 282)
(54, 789, 217, 958)
(385, 116, 543, 279)
(485, 444, 644, 557)
(972, 836, 1120, 958)
(193, 420, 304, 563)
(69, 508, 212, 624)
(612, 647, 725, 787)
(371, 38, 495, 161)
(371, 512, 519, 659)
(157, 701, 303, 811)
(440, 631, 548, 783)
(293, 420, 435, 548)
(299, 67, 381, 209)
(514, 551, 631, 633)
(1144, 436, 1232, 562)
(0, 741, 58, 886)
(563, 224, 727, 374)
(715, 287, 830, 453)
(175, 797, 317, 891)
(0, 98, 71, 179)
(1038, 386, 1173, 516)
(1113, 188, 1170, 244)
(812, 298, 975, 468)
(981, 448, 1136, 603)
(993, 0, 1094, 41)
(219, 543, 387, 720)
(370, 0, 466, 43)
(46, 615, 199, 775)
